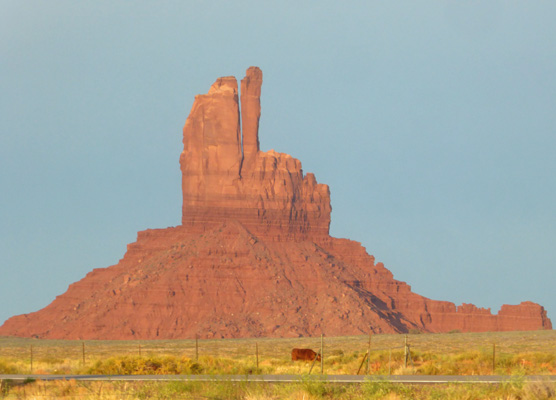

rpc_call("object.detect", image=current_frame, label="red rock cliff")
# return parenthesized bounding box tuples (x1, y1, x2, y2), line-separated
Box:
(180, 66, 331, 241)
(0, 67, 550, 340)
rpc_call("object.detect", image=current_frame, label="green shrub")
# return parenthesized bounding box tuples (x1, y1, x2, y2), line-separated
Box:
(0, 359, 18, 374)
(362, 380, 394, 398)
(87, 355, 205, 375)
(523, 380, 556, 400)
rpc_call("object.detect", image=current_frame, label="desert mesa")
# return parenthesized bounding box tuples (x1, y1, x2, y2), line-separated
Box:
(0, 67, 551, 340)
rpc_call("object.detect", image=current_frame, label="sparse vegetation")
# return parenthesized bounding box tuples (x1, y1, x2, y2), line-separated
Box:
(1, 378, 555, 399)
(1, 330, 556, 376)
(0, 330, 554, 398)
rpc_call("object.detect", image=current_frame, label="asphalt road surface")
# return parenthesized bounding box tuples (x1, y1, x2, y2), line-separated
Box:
(1, 374, 555, 384)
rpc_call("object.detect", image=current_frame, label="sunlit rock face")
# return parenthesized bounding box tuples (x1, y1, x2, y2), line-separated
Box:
(0, 67, 550, 340)
(180, 66, 331, 241)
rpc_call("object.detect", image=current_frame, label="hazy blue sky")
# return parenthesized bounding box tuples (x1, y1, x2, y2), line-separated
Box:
(1, 1, 555, 327)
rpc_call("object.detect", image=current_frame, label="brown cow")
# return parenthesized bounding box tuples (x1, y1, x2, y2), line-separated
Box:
(291, 348, 321, 361)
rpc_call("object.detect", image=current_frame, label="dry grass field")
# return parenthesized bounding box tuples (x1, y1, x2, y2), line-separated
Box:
(1, 330, 555, 399)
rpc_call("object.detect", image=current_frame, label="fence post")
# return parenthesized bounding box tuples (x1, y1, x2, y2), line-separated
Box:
(195, 334, 199, 362)
(320, 334, 324, 374)
(367, 332, 372, 374)
(82, 342, 85, 366)
(30, 345, 33, 374)
(388, 347, 392, 375)
(492, 343, 496, 374)
(404, 335, 408, 368)
(356, 352, 368, 375)
(403, 335, 407, 368)
(256, 342, 259, 370)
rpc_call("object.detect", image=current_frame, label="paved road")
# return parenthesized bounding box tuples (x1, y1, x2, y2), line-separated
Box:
(1, 374, 555, 384)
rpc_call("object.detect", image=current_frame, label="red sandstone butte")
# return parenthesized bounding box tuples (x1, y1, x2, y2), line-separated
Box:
(0, 67, 551, 340)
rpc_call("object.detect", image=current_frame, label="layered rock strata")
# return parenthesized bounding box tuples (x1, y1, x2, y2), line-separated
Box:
(180, 66, 331, 241)
(0, 67, 550, 339)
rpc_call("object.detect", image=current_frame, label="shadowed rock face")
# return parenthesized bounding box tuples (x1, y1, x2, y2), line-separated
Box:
(0, 67, 551, 340)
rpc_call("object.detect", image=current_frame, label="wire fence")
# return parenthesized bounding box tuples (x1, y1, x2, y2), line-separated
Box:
(1, 330, 555, 376)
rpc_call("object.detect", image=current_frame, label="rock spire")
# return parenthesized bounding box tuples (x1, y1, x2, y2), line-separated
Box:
(240, 66, 262, 165)
(180, 67, 331, 240)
